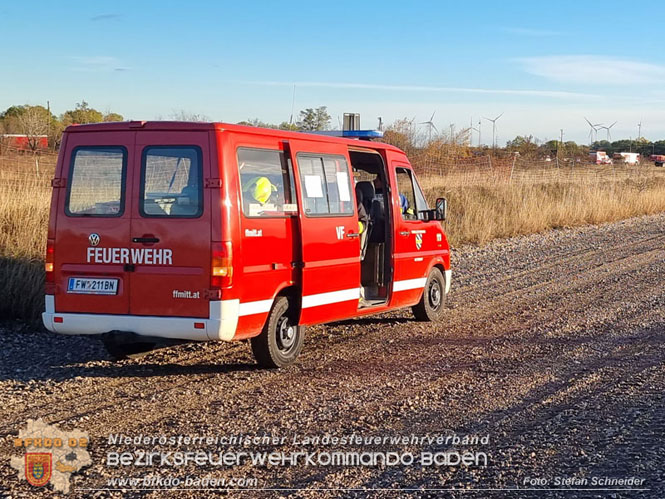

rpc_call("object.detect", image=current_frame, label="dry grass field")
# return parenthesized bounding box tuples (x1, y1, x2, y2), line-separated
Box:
(2, 152, 665, 322)
(422, 164, 665, 245)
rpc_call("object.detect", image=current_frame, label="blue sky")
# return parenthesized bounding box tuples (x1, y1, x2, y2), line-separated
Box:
(2, 0, 665, 144)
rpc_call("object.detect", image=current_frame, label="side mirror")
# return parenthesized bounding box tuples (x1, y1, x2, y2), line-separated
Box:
(435, 197, 447, 221)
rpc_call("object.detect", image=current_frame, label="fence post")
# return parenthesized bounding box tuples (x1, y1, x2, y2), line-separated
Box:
(509, 154, 517, 182)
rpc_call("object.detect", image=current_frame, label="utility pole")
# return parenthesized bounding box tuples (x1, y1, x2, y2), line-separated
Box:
(47, 100, 51, 150)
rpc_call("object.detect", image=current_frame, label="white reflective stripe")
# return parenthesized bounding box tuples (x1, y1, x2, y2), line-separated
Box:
(209, 300, 239, 341)
(238, 299, 273, 317)
(445, 269, 452, 294)
(393, 277, 427, 292)
(45, 295, 54, 313)
(302, 288, 360, 309)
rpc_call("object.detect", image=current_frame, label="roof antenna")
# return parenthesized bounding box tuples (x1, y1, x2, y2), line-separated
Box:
(289, 84, 296, 125)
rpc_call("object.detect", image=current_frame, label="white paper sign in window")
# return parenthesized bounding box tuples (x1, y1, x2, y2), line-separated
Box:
(304, 175, 324, 198)
(336, 171, 351, 202)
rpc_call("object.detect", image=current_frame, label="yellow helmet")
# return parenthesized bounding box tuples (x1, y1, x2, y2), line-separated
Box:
(246, 176, 277, 205)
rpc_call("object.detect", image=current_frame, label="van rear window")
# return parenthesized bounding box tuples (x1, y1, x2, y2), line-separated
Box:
(66, 147, 126, 217)
(140, 146, 203, 218)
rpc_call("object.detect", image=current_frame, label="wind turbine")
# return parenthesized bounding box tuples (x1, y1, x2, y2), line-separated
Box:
(420, 111, 438, 142)
(483, 113, 503, 149)
(584, 117, 603, 144)
(470, 117, 480, 147)
(599, 121, 617, 141)
(637, 120, 642, 140)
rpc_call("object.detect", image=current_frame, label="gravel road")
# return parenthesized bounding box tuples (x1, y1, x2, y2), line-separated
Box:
(1, 214, 664, 498)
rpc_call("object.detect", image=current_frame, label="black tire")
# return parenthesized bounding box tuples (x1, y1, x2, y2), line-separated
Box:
(412, 267, 447, 322)
(251, 296, 304, 368)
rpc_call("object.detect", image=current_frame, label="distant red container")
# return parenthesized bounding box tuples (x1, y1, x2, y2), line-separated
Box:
(1, 134, 48, 151)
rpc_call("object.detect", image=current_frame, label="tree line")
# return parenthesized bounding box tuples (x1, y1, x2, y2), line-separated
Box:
(0, 102, 334, 152)
(4, 101, 662, 159)
(0, 101, 124, 150)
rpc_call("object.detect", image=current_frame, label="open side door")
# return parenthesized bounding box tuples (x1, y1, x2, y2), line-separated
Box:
(287, 139, 361, 325)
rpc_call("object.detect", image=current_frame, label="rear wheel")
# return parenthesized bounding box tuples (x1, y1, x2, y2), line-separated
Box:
(412, 267, 446, 322)
(251, 296, 304, 368)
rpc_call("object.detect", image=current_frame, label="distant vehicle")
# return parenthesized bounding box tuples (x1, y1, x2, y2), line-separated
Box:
(649, 154, 665, 167)
(613, 152, 640, 165)
(1, 134, 48, 151)
(589, 151, 612, 165)
(42, 121, 451, 367)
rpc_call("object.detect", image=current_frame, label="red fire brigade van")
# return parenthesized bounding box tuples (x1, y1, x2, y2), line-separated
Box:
(42, 122, 451, 367)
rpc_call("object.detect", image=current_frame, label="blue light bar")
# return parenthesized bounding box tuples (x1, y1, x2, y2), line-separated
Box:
(308, 130, 384, 140)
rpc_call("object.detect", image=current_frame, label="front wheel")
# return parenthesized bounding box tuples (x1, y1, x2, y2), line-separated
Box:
(412, 267, 447, 322)
(251, 296, 304, 368)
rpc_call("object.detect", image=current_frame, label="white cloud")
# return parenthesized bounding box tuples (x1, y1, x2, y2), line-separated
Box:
(70, 56, 129, 72)
(517, 55, 665, 84)
(240, 80, 599, 100)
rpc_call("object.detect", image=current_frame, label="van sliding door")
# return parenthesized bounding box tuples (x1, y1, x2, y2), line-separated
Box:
(287, 139, 361, 325)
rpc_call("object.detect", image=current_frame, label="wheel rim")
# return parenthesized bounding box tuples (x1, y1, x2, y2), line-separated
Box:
(276, 315, 296, 352)
(428, 278, 442, 309)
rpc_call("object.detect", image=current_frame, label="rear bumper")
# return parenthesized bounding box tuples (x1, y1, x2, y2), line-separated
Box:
(42, 296, 239, 341)
(445, 269, 452, 294)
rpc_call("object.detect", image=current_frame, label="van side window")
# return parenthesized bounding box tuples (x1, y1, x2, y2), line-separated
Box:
(66, 147, 126, 217)
(238, 148, 295, 217)
(395, 167, 423, 221)
(140, 146, 203, 218)
(297, 153, 353, 216)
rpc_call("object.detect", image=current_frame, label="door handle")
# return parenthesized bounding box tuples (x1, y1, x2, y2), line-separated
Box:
(133, 236, 160, 244)
(399, 231, 410, 236)
(346, 232, 360, 239)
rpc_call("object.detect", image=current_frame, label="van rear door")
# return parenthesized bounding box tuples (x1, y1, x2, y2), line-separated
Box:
(54, 131, 134, 314)
(288, 139, 361, 325)
(129, 131, 211, 318)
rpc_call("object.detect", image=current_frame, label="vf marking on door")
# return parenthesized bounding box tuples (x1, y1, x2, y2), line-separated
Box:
(335, 226, 345, 240)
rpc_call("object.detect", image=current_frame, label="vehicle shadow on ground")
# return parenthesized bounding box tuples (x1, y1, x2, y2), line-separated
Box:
(0, 326, 258, 382)
(333, 316, 412, 327)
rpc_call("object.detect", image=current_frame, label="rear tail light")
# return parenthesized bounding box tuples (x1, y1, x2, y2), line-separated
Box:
(45, 239, 55, 283)
(211, 241, 233, 289)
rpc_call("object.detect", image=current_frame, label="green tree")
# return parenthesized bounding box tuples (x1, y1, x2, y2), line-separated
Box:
(237, 118, 278, 129)
(103, 112, 124, 122)
(278, 121, 299, 131)
(0, 105, 57, 150)
(62, 100, 103, 125)
(506, 135, 539, 158)
(297, 106, 330, 131)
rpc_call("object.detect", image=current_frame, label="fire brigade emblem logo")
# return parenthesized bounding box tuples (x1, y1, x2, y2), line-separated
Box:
(11, 418, 91, 493)
(25, 453, 52, 487)
(415, 234, 423, 250)
(88, 233, 100, 246)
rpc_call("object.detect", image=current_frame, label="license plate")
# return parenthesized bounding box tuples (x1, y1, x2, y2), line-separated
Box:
(67, 277, 119, 295)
